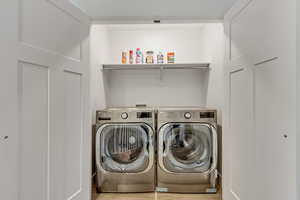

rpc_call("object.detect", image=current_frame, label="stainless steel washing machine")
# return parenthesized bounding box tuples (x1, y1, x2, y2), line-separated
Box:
(95, 107, 156, 193)
(156, 107, 218, 193)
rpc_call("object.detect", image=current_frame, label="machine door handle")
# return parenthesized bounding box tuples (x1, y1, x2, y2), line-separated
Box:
(146, 142, 150, 152)
(163, 142, 166, 153)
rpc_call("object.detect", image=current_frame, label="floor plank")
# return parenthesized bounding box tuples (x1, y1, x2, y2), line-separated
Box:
(94, 193, 155, 200)
(92, 185, 221, 200)
(92, 182, 222, 200)
(93, 192, 221, 200)
(156, 193, 221, 200)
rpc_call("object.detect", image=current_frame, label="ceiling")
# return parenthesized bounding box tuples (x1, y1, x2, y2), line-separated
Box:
(70, 0, 238, 23)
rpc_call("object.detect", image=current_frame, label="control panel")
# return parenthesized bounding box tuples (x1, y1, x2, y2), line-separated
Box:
(137, 112, 152, 119)
(200, 111, 215, 119)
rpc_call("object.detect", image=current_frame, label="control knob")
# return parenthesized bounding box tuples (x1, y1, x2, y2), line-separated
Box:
(121, 112, 128, 119)
(184, 112, 192, 119)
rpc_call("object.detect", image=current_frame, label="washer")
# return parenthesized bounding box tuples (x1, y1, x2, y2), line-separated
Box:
(156, 107, 218, 193)
(95, 107, 156, 193)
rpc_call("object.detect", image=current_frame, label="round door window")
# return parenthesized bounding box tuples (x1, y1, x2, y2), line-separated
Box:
(99, 124, 153, 173)
(170, 126, 206, 164)
(106, 126, 144, 164)
(161, 123, 214, 173)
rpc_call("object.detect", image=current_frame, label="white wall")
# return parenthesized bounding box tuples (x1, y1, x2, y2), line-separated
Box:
(90, 24, 224, 122)
(107, 24, 210, 64)
(90, 25, 109, 124)
(104, 69, 209, 107)
(203, 24, 225, 123)
(17, 1, 91, 200)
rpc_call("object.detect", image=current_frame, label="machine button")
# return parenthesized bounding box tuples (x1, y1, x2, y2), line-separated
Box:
(121, 112, 128, 119)
(184, 112, 192, 119)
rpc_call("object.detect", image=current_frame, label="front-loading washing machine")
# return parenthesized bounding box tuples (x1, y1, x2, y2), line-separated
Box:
(156, 107, 218, 193)
(95, 107, 156, 193)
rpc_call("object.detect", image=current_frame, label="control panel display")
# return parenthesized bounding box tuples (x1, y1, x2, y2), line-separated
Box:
(200, 112, 215, 118)
(137, 112, 152, 119)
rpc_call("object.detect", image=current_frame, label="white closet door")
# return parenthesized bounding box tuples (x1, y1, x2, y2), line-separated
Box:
(1, 1, 91, 200)
(224, 0, 296, 200)
(0, 1, 19, 200)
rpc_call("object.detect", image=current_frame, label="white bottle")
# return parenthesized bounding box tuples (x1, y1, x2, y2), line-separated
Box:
(157, 52, 164, 64)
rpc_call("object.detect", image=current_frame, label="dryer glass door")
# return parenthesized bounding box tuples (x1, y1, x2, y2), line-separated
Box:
(98, 123, 154, 173)
(160, 123, 215, 173)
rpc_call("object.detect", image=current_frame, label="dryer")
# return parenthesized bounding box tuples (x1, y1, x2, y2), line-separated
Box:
(156, 107, 218, 193)
(95, 107, 155, 193)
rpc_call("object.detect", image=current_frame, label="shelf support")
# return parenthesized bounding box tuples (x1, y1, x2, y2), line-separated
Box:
(160, 66, 164, 81)
(100, 64, 104, 71)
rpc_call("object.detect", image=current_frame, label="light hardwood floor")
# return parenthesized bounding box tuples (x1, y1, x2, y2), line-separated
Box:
(92, 186, 221, 200)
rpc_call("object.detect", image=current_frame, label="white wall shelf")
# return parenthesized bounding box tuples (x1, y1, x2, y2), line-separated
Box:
(102, 63, 210, 70)
(102, 63, 210, 81)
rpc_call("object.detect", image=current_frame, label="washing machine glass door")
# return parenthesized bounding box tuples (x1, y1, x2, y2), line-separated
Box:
(160, 123, 215, 173)
(99, 123, 154, 173)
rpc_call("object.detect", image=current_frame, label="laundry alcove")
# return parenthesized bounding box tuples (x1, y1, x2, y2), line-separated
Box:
(90, 23, 225, 119)
(90, 23, 225, 200)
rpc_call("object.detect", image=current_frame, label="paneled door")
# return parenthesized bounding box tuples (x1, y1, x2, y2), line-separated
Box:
(0, 1, 19, 200)
(1, 1, 91, 200)
(223, 0, 297, 200)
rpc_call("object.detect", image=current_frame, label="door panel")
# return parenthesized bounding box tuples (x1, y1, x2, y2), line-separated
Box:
(254, 59, 296, 200)
(0, 1, 19, 199)
(64, 71, 83, 200)
(230, 0, 294, 64)
(228, 68, 253, 200)
(19, 62, 50, 200)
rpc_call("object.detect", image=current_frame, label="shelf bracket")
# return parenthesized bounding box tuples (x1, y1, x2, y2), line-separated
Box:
(160, 66, 164, 81)
(100, 64, 104, 71)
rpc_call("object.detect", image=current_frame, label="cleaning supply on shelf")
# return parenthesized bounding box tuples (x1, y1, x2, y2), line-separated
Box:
(129, 50, 134, 64)
(146, 51, 154, 64)
(157, 52, 164, 64)
(167, 52, 175, 64)
(141, 51, 144, 64)
(122, 51, 127, 64)
(136, 48, 142, 64)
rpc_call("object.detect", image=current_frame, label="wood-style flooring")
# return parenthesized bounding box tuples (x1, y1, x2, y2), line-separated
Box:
(92, 186, 221, 200)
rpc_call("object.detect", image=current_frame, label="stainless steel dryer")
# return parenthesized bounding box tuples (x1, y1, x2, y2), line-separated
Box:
(156, 107, 218, 193)
(95, 107, 155, 193)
